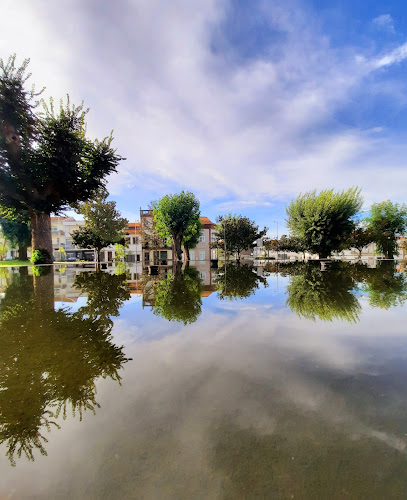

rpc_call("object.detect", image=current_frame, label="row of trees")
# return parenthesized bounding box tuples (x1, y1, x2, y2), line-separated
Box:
(273, 189, 407, 260)
(152, 191, 267, 262)
(152, 188, 406, 265)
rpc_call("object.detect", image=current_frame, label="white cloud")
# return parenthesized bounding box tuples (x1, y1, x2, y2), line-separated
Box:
(1, 0, 407, 212)
(372, 14, 396, 34)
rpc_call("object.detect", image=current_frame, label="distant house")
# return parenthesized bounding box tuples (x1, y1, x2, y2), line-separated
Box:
(188, 217, 217, 262)
(140, 209, 173, 268)
(51, 216, 93, 262)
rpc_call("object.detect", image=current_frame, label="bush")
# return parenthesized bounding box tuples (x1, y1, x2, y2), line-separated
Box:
(30, 249, 52, 265)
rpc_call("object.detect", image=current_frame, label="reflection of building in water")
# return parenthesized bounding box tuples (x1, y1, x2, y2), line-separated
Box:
(123, 262, 144, 296)
(141, 262, 216, 308)
(53, 265, 93, 302)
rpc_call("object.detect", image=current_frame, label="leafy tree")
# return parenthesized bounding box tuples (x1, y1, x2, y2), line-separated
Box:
(0, 267, 130, 465)
(286, 188, 363, 258)
(263, 238, 280, 257)
(0, 55, 123, 262)
(345, 223, 374, 258)
(0, 217, 30, 260)
(72, 189, 128, 263)
(214, 263, 268, 300)
(182, 217, 203, 261)
(153, 265, 203, 324)
(213, 214, 267, 261)
(365, 201, 407, 259)
(153, 191, 201, 261)
(0, 237, 8, 261)
(285, 262, 361, 322)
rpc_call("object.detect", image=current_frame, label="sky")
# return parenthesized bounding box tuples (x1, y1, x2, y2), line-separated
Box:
(1, 0, 407, 236)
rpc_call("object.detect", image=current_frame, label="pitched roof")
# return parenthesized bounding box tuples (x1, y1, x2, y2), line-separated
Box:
(200, 216, 214, 226)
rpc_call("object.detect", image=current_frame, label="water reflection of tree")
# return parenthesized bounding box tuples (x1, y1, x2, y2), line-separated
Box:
(0, 268, 130, 466)
(214, 263, 268, 300)
(153, 265, 203, 325)
(350, 261, 407, 310)
(73, 270, 131, 329)
(285, 263, 361, 322)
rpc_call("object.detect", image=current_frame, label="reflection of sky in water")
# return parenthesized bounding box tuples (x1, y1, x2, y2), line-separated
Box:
(1, 267, 407, 498)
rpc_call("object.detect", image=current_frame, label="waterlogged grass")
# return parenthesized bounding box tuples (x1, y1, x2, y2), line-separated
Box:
(0, 260, 30, 266)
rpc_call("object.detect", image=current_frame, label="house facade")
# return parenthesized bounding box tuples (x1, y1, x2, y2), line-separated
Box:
(188, 217, 217, 262)
(51, 217, 94, 261)
(140, 209, 174, 268)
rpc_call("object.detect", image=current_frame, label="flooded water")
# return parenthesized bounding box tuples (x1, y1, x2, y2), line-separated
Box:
(1, 260, 407, 499)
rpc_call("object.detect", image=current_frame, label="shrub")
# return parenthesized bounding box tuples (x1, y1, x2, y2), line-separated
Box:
(30, 249, 52, 265)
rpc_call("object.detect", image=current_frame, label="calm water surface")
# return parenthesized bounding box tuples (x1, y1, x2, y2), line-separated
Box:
(1, 261, 407, 499)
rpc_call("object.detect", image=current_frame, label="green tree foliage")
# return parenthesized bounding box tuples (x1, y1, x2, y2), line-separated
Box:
(0, 217, 30, 260)
(182, 217, 203, 260)
(0, 268, 130, 465)
(263, 238, 280, 257)
(286, 188, 363, 258)
(0, 55, 124, 259)
(153, 191, 201, 261)
(73, 270, 131, 330)
(213, 214, 267, 260)
(350, 261, 407, 309)
(365, 201, 407, 259)
(285, 262, 361, 322)
(72, 189, 128, 263)
(153, 265, 203, 324)
(214, 263, 268, 300)
(345, 223, 374, 258)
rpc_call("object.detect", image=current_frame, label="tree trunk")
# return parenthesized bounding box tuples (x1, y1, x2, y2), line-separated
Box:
(18, 245, 28, 260)
(184, 246, 190, 261)
(174, 235, 183, 261)
(30, 211, 52, 261)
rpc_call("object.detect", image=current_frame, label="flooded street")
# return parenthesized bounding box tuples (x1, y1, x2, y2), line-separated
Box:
(1, 261, 407, 499)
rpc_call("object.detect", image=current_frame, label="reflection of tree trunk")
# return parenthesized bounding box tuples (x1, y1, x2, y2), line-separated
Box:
(19, 266, 28, 277)
(18, 245, 28, 260)
(30, 212, 52, 260)
(33, 267, 54, 313)
(173, 260, 183, 276)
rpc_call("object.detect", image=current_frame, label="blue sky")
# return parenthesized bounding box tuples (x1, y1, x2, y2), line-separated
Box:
(1, 0, 407, 236)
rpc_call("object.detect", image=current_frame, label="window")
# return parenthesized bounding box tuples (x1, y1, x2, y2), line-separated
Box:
(199, 231, 205, 243)
(200, 271, 206, 281)
(189, 250, 195, 261)
(133, 237, 136, 244)
(136, 254, 140, 262)
(199, 250, 205, 261)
